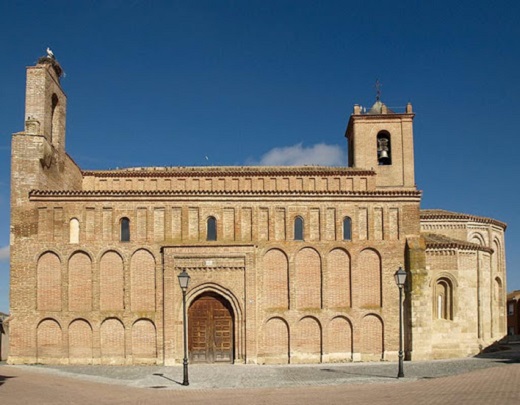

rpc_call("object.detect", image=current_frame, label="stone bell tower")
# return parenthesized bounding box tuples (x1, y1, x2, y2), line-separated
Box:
(345, 98, 416, 190)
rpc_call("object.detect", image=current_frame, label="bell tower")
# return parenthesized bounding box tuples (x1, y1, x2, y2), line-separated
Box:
(345, 99, 416, 189)
(11, 51, 80, 211)
(24, 52, 67, 154)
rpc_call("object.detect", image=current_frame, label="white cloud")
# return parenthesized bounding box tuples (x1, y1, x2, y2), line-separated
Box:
(0, 246, 9, 262)
(253, 143, 346, 166)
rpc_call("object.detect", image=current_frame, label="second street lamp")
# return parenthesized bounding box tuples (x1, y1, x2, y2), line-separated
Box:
(394, 266, 407, 378)
(178, 269, 191, 386)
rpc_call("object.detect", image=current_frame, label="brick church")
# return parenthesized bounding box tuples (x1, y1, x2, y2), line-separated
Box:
(8, 54, 507, 365)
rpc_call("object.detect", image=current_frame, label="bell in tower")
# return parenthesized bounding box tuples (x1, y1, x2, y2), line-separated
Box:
(345, 95, 415, 189)
(377, 135, 391, 165)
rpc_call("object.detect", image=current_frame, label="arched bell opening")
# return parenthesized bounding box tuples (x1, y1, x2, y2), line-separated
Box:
(377, 131, 392, 165)
(188, 292, 235, 364)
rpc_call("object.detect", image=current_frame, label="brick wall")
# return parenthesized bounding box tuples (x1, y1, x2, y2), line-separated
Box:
(8, 59, 507, 367)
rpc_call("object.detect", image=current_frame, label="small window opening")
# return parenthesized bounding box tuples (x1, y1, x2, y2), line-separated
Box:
(207, 216, 217, 241)
(120, 217, 130, 242)
(294, 216, 304, 241)
(343, 217, 352, 240)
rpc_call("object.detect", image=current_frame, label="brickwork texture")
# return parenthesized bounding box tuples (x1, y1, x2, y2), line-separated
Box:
(8, 58, 507, 366)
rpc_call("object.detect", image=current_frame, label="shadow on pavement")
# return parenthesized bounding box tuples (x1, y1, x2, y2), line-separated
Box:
(0, 374, 16, 387)
(152, 372, 184, 386)
(320, 368, 393, 379)
(475, 342, 520, 364)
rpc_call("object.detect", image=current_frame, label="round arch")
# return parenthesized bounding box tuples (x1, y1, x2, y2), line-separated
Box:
(67, 248, 95, 263)
(469, 232, 486, 246)
(97, 248, 125, 263)
(294, 245, 322, 260)
(35, 249, 62, 263)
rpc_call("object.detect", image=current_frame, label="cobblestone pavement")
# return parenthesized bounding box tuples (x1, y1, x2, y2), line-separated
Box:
(1, 344, 519, 404)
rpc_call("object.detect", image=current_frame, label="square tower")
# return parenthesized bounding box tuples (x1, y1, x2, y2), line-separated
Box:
(346, 101, 415, 189)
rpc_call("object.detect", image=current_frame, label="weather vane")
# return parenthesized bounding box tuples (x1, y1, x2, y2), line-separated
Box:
(375, 79, 382, 101)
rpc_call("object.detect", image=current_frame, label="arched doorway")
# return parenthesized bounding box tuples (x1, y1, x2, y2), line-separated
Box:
(188, 292, 234, 363)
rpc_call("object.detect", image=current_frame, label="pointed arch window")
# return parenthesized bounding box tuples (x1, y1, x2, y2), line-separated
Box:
(120, 217, 130, 242)
(294, 216, 304, 241)
(343, 216, 352, 241)
(377, 131, 392, 165)
(69, 218, 80, 244)
(207, 216, 217, 241)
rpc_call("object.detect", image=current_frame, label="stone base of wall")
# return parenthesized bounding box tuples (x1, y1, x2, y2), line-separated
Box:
(322, 352, 353, 363)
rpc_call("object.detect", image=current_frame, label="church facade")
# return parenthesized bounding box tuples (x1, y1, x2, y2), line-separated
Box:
(8, 56, 507, 365)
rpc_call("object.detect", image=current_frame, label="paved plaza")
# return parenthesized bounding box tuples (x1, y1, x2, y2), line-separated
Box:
(1, 344, 519, 404)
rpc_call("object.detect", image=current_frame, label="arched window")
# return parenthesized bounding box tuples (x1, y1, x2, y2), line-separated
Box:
(343, 216, 352, 240)
(207, 216, 217, 241)
(294, 216, 304, 241)
(120, 217, 130, 242)
(51, 93, 59, 145)
(377, 131, 391, 165)
(69, 218, 79, 243)
(435, 278, 453, 320)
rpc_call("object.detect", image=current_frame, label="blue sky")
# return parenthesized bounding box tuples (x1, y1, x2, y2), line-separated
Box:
(0, 0, 519, 313)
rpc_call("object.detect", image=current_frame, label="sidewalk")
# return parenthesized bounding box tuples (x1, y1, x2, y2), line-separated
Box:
(6, 342, 520, 390)
(1, 346, 519, 405)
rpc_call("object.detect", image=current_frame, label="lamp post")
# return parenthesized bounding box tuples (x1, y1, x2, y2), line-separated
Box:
(394, 266, 407, 378)
(178, 269, 191, 386)
(0, 318, 4, 361)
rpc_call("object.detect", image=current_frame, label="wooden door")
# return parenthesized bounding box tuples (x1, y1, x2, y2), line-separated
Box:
(188, 293, 233, 363)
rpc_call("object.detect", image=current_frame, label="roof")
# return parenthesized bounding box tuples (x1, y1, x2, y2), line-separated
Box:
(29, 189, 422, 198)
(367, 100, 394, 114)
(421, 209, 507, 230)
(507, 290, 520, 301)
(422, 233, 494, 254)
(82, 166, 376, 178)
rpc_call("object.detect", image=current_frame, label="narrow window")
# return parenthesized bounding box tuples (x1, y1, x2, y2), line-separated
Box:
(207, 216, 217, 241)
(51, 93, 59, 144)
(120, 217, 130, 242)
(343, 216, 352, 240)
(437, 294, 444, 319)
(69, 218, 79, 243)
(294, 216, 304, 241)
(377, 131, 392, 165)
(509, 303, 515, 316)
(435, 278, 453, 320)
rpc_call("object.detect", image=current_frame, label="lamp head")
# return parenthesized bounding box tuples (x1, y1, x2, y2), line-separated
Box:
(178, 269, 191, 290)
(394, 266, 407, 288)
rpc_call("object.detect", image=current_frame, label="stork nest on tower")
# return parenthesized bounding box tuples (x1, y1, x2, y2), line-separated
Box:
(37, 56, 64, 78)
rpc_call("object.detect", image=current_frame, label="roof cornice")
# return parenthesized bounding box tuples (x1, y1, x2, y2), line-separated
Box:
(422, 233, 494, 254)
(421, 209, 507, 230)
(29, 189, 422, 200)
(81, 166, 376, 178)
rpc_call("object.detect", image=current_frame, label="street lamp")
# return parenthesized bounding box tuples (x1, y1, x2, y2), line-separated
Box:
(178, 269, 191, 386)
(394, 266, 407, 378)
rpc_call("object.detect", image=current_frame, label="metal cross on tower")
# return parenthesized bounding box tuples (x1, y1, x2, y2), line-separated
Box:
(375, 79, 382, 101)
